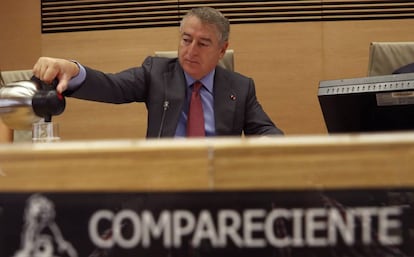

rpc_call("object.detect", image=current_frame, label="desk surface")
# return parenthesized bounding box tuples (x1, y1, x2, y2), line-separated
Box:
(1, 132, 414, 191)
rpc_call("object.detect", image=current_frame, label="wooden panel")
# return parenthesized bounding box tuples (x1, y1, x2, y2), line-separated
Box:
(231, 22, 324, 135)
(1, 133, 414, 192)
(0, 139, 211, 191)
(322, 19, 414, 80)
(41, 27, 179, 71)
(212, 133, 414, 190)
(0, 0, 41, 70)
(53, 99, 147, 140)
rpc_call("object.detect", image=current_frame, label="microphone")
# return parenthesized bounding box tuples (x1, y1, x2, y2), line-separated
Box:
(157, 100, 169, 138)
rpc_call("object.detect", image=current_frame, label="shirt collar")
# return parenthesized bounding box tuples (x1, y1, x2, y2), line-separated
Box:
(184, 69, 215, 94)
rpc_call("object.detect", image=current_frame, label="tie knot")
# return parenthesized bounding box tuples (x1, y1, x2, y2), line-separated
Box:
(193, 81, 202, 93)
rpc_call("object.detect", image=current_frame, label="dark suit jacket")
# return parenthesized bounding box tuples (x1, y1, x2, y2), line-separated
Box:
(68, 56, 283, 138)
(393, 62, 414, 74)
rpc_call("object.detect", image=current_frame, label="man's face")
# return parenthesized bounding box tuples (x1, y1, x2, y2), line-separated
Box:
(178, 16, 228, 80)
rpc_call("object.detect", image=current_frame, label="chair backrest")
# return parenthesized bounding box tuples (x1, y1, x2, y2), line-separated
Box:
(154, 49, 234, 71)
(367, 42, 414, 76)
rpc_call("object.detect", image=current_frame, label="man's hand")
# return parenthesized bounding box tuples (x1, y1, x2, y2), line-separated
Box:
(32, 57, 80, 93)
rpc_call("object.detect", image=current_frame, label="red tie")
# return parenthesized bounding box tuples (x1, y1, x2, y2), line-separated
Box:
(187, 81, 205, 137)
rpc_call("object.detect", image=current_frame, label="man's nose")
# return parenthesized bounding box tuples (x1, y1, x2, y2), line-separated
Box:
(187, 41, 199, 56)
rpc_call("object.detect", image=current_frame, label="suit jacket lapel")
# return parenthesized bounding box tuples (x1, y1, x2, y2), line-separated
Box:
(158, 62, 236, 137)
(214, 67, 236, 135)
(161, 60, 186, 137)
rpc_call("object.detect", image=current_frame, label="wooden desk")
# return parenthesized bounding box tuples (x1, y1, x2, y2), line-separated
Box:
(1, 132, 414, 191)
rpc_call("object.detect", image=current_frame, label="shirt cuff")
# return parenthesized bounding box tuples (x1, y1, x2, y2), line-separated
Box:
(67, 60, 86, 90)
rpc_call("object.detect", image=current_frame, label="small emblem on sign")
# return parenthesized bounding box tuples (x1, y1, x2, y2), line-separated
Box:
(13, 194, 78, 257)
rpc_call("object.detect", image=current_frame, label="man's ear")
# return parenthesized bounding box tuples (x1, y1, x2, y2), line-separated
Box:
(219, 41, 229, 58)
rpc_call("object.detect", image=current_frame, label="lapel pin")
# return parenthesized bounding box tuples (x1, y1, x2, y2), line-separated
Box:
(230, 94, 236, 101)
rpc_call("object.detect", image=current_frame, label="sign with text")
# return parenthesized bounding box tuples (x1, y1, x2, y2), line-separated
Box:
(0, 190, 413, 257)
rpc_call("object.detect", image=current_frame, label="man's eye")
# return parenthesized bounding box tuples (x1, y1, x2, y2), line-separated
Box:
(183, 38, 191, 44)
(199, 42, 210, 47)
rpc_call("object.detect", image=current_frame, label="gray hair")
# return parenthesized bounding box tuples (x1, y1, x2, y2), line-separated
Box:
(180, 7, 230, 44)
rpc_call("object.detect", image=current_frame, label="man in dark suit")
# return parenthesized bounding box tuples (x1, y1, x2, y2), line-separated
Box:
(33, 7, 283, 138)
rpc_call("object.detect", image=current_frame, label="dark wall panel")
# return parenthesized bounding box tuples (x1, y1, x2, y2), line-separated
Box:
(41, 0, 414, 33)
